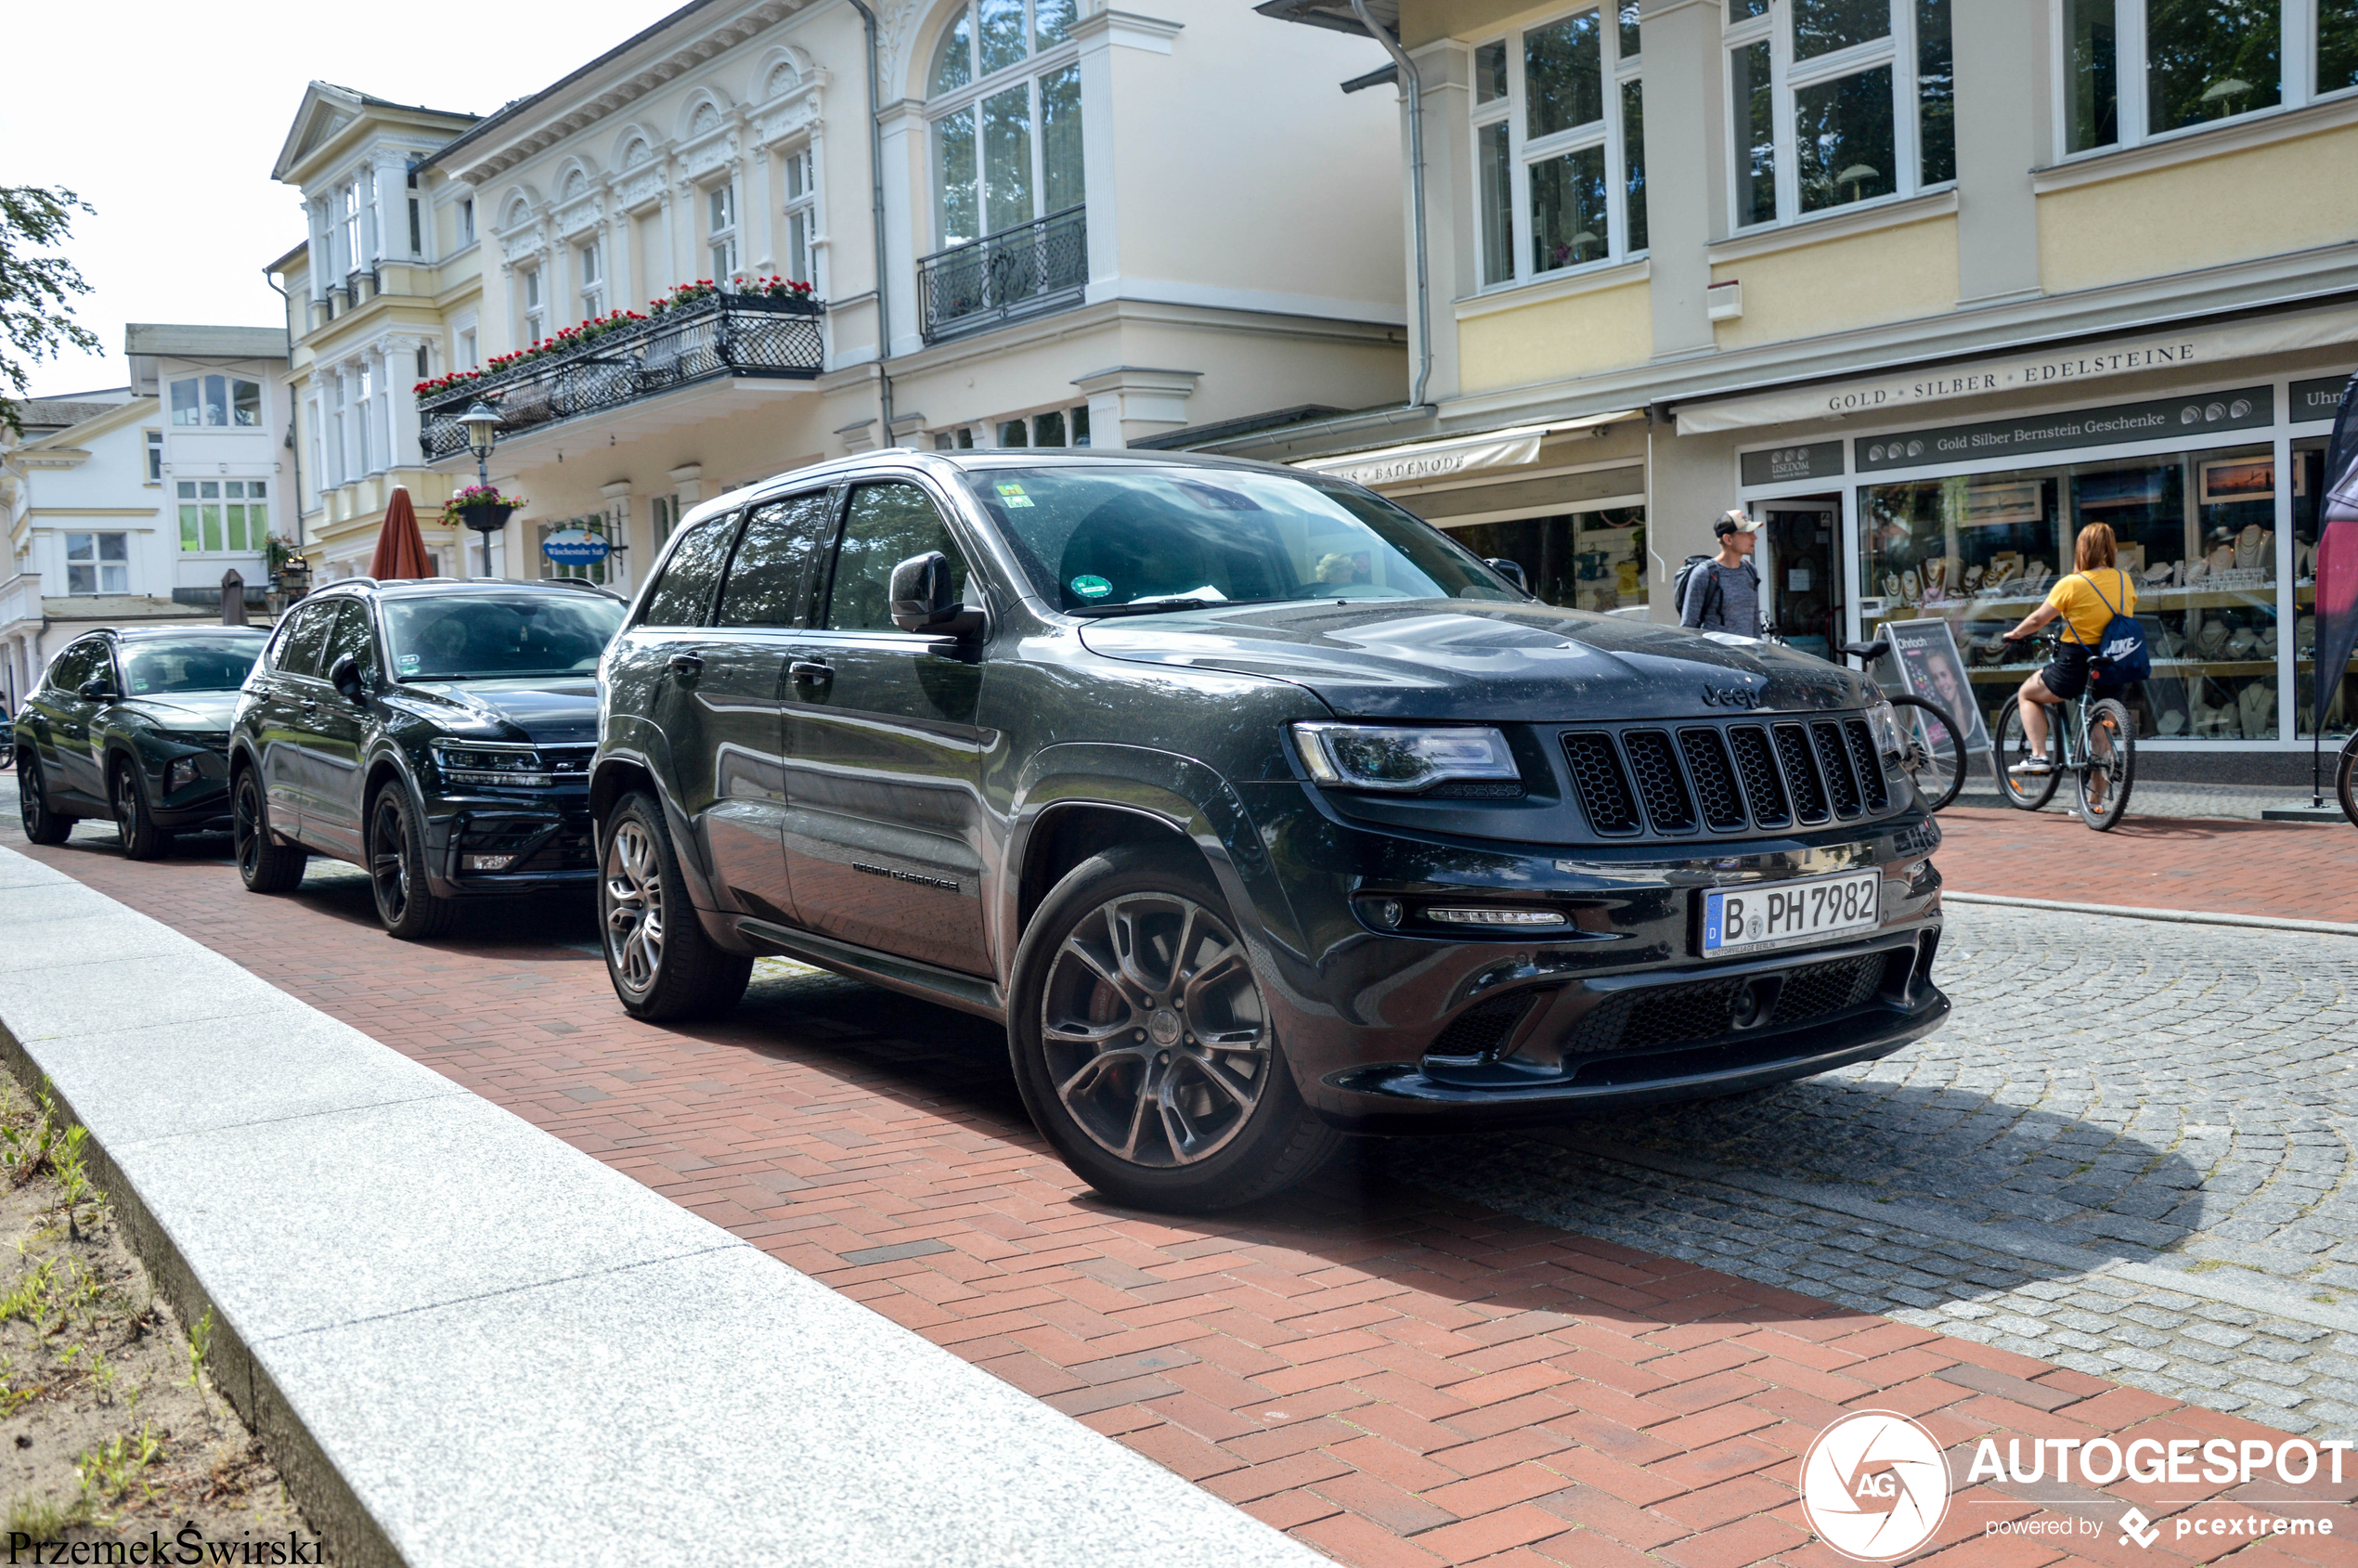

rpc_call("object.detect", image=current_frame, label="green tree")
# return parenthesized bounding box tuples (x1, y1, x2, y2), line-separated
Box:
(0, 186, 102, 436)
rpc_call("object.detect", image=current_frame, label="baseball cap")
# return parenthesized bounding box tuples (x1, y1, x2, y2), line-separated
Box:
(1714, 510, 1762, 538)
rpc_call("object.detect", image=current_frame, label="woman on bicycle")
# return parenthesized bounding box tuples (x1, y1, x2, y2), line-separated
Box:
(2000, 522, 2137, 776)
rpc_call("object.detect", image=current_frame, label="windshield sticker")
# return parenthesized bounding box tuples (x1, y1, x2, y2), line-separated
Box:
(397, 653, 421, 674)
(995, 482, 1035, 509)
(1070, 575, 1113, 601)
(131, 678, 150, 693)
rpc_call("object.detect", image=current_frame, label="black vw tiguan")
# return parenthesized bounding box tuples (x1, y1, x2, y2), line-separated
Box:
(227, 577, 626, 936)
(592, 452, 1947, 1211)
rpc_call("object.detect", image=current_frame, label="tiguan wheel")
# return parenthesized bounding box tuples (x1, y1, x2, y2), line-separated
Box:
(110, 758, 171, 861)
(599, 790, 752, 1021)
(369, 784, 460, 939)
(232, 767, 306, 892)
(1008, 843, 1340, 1212)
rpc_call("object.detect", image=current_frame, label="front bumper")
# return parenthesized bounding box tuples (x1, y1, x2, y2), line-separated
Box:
(1238, 783, 1947, 1133)
(149, 747, 233, 831)
(422, 793, 597, 898)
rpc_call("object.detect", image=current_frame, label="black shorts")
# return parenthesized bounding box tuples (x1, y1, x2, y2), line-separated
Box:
(2039, 642, 2092, 700)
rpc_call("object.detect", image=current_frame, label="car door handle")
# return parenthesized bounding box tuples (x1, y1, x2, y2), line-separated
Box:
(789, 660, 834, 685)
(667, 653, 705, 676)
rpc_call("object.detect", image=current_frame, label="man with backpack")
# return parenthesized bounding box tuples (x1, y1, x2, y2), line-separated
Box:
(1678, 511, 1765, 635)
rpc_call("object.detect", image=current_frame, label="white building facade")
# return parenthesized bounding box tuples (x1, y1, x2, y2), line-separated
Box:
(1, 326, 289, 709)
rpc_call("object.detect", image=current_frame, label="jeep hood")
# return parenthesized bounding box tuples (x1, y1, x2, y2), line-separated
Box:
(1075, 600, 1873, 721)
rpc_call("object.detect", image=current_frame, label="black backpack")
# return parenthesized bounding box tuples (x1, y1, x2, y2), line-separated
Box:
(1673, 555, 1756, 626)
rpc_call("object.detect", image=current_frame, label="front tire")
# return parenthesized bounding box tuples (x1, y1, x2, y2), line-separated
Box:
(232, 768, 307, 892)
(110, 758, 172, 861)
(17, 754, 71, 846)
(368, 784, 460, 940)
(599, 791, 752, 1021)
(1007, 843, 1341, 1213)
(1992, 696, 2062, 810)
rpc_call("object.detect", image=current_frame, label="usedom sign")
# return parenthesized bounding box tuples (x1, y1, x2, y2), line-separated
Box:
(541, 528, 611, 566)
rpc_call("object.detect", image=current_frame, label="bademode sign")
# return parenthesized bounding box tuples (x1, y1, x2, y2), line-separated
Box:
(1797, 1410, 2350, 1562)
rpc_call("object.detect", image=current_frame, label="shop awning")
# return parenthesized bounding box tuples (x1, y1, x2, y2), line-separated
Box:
(1674, 304, 2358, 435)
(1294, 412, 1634, 488)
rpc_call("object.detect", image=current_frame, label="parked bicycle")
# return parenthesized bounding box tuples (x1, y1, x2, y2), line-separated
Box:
(1992, 628, 2135, 830)
(1840, 635, 1968, 811)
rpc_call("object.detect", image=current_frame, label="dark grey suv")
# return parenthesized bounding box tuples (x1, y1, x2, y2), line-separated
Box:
(591, 451, 1947, 1211)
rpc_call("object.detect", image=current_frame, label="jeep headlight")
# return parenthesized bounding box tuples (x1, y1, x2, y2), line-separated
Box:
(431, 740, 554, 788)
(1289, 723, 1520, 793)
(1863, 694, 1909, 770)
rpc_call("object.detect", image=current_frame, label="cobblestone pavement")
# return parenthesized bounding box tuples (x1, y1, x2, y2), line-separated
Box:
(1935, 807, 2358, 922)
(1390, 906, 2358, 1434)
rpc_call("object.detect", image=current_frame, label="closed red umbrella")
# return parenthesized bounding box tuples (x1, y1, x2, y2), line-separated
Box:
(370, 487, 436, 580)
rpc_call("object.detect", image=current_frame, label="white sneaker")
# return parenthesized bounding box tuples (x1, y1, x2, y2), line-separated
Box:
(2009, 757, 2055, 777)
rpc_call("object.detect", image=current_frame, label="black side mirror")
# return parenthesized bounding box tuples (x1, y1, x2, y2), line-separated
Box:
(888, 551, 987, 639)
(1484, 558, 1530, 593)
(76, 676, 117, 702)
(329, 652, 369, 702)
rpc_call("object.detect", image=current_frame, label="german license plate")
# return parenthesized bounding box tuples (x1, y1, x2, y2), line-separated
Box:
(1702, 871, 1881, 956)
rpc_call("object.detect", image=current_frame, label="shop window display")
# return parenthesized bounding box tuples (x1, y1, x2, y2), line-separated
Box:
(1860, 446, 2279, 742)
(1450, 507, 1648, 614)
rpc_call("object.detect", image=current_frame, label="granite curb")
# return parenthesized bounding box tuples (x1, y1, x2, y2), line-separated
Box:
(0, 843, 1324, 1567)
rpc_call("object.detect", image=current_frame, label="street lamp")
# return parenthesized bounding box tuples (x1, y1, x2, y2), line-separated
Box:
(460, 400, 503, 578)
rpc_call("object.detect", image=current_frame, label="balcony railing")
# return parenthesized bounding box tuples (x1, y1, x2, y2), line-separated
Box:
(918, 205, 1087, 344)
(418, 291, 825, 461)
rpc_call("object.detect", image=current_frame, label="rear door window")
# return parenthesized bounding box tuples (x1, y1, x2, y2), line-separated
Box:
(641, 514, 744, 628)
(46, 641, 101, 695)
(715, 492, 836, 628)
(274, 602, 340, 679)
(825, 484, 973, 633)
(320, 602, 376, 678)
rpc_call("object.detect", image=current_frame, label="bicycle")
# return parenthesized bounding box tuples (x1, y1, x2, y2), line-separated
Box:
(1991, 630, 2135, 831)
(1839, 635, 1968, 811)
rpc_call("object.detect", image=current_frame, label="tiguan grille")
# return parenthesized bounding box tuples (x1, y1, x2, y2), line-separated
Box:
(1561, 716, 1898, 841)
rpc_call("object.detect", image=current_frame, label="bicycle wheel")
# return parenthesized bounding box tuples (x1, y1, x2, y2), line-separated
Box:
(1992, 696, 2061, 810)
(2075, 697, 2135, 831)
(2338, 736, 2358, 828)
(1889, 694, 1967, 811)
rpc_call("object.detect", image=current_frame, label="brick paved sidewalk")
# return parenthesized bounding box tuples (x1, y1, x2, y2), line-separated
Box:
(7, 818, 2355, 1566)
(1935, 808, 2358, 923)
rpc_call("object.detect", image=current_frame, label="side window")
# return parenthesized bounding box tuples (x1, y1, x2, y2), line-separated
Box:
(320, 602, 376, 676)
(276, 602, 340, 679)
(825, 484, 971, 633)
(641, 514, 742, 628)
(715, 492, 836, 628)
(47, 641, 100, 693)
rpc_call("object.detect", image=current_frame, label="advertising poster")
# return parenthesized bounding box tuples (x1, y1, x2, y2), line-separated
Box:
(1880, 617, 1991, 754)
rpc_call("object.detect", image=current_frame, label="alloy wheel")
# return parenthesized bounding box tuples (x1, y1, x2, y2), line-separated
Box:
(369, 797, 410, 924)
(603, 818, 665, 992)
(112, 765, 140, 844)
(19, 765, 41, 835)
(1040, 891, 1270, 1169)
(233, 776, 262, 876)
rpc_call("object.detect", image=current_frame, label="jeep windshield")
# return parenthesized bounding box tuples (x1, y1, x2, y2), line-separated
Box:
(382, 593, 626, 680)
(952, 465, 1524, 615)
(119, 635, 264, 694)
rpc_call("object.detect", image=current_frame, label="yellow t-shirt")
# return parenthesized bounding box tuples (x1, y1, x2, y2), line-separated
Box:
(2046, 568, 2137, 648)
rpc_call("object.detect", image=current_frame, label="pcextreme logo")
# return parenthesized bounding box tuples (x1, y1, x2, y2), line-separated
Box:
(1799, 1411, 1952, 1562)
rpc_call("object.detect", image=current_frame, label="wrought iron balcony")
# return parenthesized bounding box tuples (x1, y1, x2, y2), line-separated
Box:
(418, 290, 825, 461)
(918, 205, 1087, 344)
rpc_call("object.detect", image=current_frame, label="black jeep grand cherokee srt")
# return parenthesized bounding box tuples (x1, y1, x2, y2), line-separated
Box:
(592, 451, 1947, 1212)
(227, 577, 626, 936)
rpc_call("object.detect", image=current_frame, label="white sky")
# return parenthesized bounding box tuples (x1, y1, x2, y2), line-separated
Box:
(6, 1, 678, 399)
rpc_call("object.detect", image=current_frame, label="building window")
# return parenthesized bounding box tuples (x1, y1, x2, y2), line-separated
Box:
(1723, 0, 1953, 231)
(706, 184, 739, 281)
(652, 495, 676, 547)
(579, 240, 603, 317)
(170, 375, 262, 428)
(459, 327, 479, 369)
(306, 399, 324, 506)
(1471, 4, 1646, 287)
(64, 533, 130, 596)
(460, 198, 475, 245)
(145, 430, 162, 484)
(783, 145, 818, 285)
(2059, 0, 2354, 157)
(177, 480, 267, 552)
(414, 343, 431, 381)
(522, 266, 545, 344)
(1448, 506, 1648, 614)
(926, 0, 1084, 250)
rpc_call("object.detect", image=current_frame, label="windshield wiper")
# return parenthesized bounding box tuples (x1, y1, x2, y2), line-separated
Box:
(1069, 597, 1227, 618)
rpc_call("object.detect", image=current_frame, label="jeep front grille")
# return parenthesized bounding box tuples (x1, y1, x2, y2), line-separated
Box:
(1562, 717, 1891, 840)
